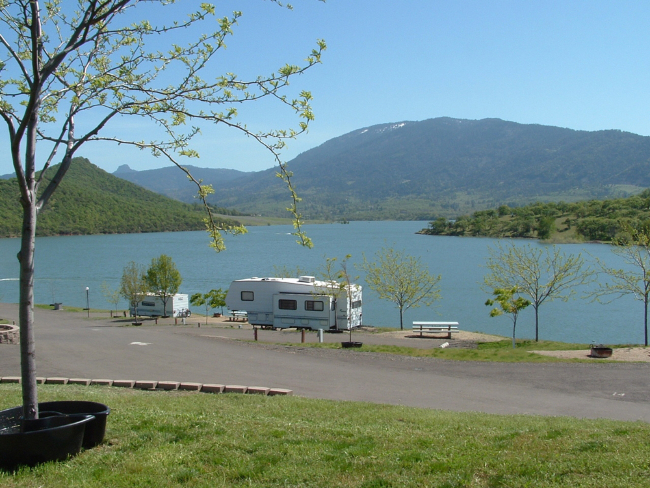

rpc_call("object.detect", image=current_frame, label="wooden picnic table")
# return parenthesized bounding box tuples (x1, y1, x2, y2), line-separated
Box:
(412, 321, 459, 339)
(228, 311, 248, 322)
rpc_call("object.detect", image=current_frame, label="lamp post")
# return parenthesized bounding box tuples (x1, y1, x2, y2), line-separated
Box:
(86, 287, 90, 318)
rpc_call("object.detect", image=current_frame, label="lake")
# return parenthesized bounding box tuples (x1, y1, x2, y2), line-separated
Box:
(0, 221, 641, 344)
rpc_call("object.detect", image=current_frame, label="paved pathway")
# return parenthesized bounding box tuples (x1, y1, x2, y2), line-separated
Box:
(1, 304, 649, 422)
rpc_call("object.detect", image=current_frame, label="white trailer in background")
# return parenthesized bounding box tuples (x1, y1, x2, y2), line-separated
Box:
(130, 293, 190, 318)
(225, 276, 362, 331)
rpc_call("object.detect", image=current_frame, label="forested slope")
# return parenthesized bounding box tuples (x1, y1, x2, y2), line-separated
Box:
(420, 190, 650, 242)
(0, 158, 239, 237)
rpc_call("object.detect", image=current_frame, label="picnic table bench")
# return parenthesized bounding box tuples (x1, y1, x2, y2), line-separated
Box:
(228, 311, 248, 322)
(412, 321, 459, 338)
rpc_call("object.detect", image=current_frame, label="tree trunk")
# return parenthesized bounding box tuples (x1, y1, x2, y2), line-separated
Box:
(643, 300, 648, 347)
(18, 198, 39, 420)
(399, 307, 403, 331)
(534, 305, 539, 342)
(512, 317, 517, 349)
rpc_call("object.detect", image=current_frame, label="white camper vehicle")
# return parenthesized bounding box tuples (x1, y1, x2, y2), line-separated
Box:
(225, 276, 362, 331)
(130, 293, 190, 318)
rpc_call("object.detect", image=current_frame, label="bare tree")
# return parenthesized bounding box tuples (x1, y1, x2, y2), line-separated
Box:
(1, 1, 323, 418)
(359, 247, 442, 330)
(119, 261, 148, 322)
(484, 242, 594, 341)
(101, 281, 121, 317)
(592, 228, 650, 346)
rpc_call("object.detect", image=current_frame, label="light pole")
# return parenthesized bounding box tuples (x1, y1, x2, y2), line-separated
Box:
(86, 287, 90, 318)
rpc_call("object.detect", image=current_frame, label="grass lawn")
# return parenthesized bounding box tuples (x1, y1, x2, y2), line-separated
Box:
(1, 385, 649, 487)
(274, 338, 616, 363)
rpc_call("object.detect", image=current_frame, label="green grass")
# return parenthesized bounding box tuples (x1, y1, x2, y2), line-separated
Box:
(274, 339, 623, 363)
(33, 304, 112, 313)
(1, 385, 649, 487)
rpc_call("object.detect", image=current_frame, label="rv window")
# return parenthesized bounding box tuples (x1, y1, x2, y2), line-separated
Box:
(142, 301, 156, 307)
(278, 299, 297, 310)
(305, 300, 324, 312)
(351, 300, 362, 309)
(241, 291, 254, 301)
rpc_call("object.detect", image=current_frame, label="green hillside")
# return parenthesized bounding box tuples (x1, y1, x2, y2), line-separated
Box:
(0, 158, 240, 237)
(419, 190, 650, 242)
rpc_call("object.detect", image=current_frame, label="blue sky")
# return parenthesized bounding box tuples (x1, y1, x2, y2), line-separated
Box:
(3, 0, 650, 176)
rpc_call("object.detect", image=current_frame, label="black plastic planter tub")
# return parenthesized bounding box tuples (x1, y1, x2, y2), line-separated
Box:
(0, 401, 110, 450)
(39, 401, 110, 448)
(0, 413, 93, 469)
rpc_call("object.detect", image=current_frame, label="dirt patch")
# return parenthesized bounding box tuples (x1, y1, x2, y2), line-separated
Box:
(530, 347, 650, 362)
(377, 329, 504, 343)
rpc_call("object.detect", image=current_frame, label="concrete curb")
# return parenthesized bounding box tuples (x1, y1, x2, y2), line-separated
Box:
(0, 376, 293, 396)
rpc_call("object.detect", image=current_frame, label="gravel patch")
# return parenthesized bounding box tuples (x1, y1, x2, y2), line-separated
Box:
(530, 347, 650, 362)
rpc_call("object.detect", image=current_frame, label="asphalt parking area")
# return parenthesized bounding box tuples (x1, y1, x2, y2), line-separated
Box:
(1, 304, 649, 422)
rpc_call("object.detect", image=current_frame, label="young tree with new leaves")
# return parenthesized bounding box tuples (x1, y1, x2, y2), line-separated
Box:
(146, 254, 182, 318)
(119, 261, 148, 321)
(317, 254, 359, 338)
(190, 289, 227, 325)
(359, 247, 442, 330)
(485, 287, 531, 348)
(1, 1, 324, 419)
(101, 281, 122, 317)
(484, 242, 594, 342)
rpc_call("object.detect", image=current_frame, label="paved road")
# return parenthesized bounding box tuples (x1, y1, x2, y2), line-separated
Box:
(1, 304, 649, 422)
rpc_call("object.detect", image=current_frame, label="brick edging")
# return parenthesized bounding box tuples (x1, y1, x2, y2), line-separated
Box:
(0, 376, 292, 396)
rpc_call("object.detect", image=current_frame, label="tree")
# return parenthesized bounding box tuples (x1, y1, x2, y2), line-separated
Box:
(1, 1, 323, 419)
(101, 281, 121, 317)
(190, 289, 226, 325)
(317, 254, 360, 338)
(592, 228, 650, 346)
(272, 265, 309, 279)
(315, 255, 348, 331)
(119, 261, 148, 321)
(337, 255, 360, 342)
(484, 242, 594, 342)
(359, 247, 442, 330)
(146, 255, 182, 318)
(486, 287, 531, 348)
(427, 217, 449, 235)
(536, 216, 555, 239)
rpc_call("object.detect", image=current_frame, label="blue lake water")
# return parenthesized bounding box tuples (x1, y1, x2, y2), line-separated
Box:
(0, 221, 642, 344)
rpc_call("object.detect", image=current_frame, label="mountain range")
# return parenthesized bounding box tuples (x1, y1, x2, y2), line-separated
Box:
(112, 117, 650, 220)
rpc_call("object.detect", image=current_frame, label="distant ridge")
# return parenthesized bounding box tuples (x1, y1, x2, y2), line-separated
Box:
(116, 117, 650, 220)
(113, 164, 249, 203)
(114, 164, 136, 173)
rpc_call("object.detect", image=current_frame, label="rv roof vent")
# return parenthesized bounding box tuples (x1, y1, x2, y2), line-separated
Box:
(298, 275, 315, 283)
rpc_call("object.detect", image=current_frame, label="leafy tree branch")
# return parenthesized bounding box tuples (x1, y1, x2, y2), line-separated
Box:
(1, 0, 323, 419)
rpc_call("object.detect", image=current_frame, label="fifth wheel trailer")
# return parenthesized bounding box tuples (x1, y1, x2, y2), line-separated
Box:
(225, 276, 362, 330)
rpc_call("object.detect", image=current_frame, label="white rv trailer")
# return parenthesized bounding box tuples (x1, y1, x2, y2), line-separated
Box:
(225, 276, 362, 331)
(130, 293, 190, 318)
